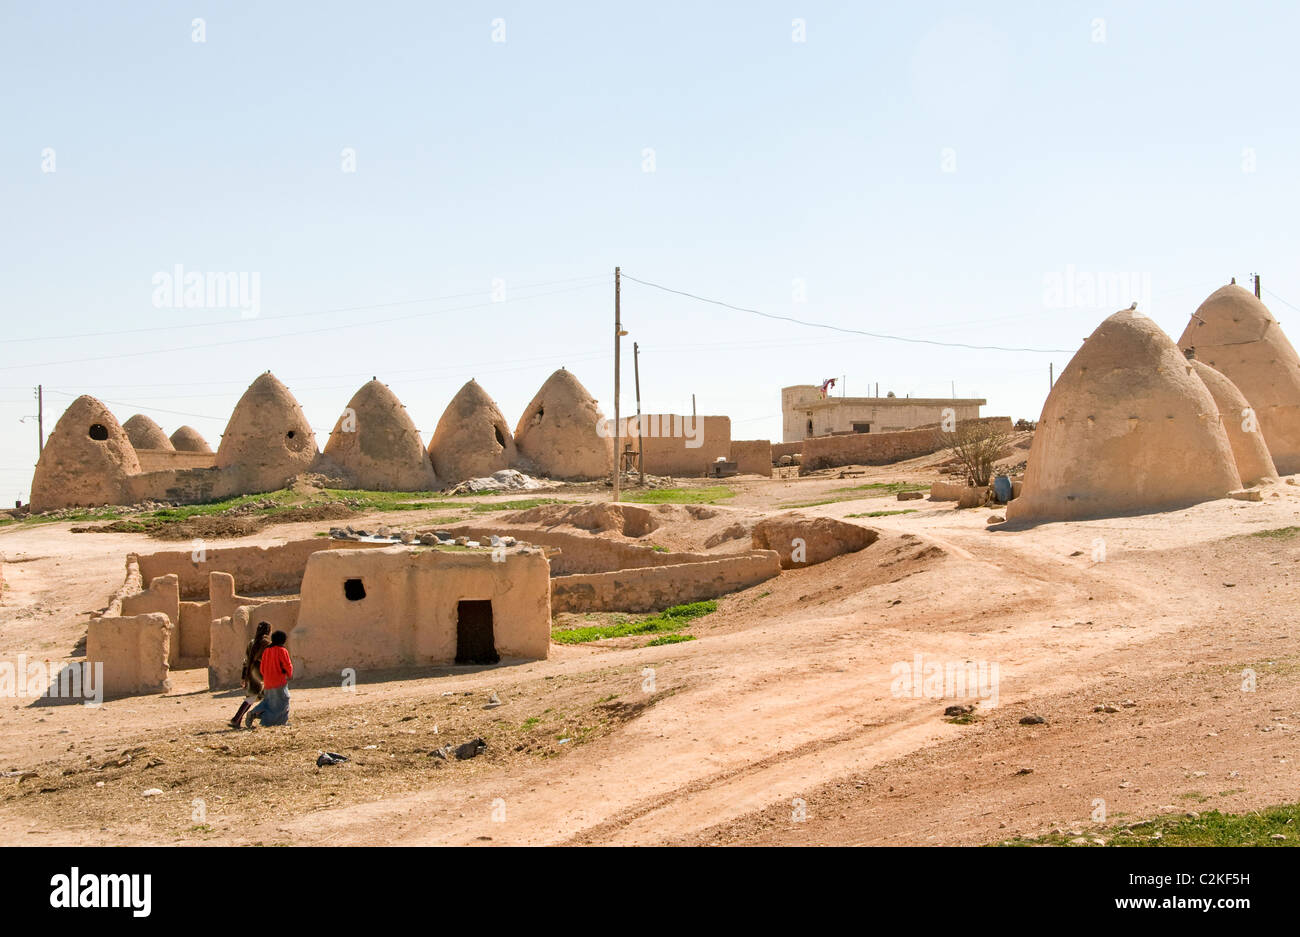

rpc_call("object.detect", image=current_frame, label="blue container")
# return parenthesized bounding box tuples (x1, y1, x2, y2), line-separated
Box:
(992, 475, 1013, 504)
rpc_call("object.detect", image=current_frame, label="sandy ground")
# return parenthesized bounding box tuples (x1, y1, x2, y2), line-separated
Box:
(2, 460, 1299, 846)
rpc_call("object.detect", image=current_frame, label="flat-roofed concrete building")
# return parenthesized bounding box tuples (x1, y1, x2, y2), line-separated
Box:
(781, 385, 985, 442)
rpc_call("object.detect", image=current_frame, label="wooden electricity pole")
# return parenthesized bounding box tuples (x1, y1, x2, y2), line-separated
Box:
(1049, 363, 1054, 390)
(634, 342, 644, 486)
(36, 384, 44, 454)
(613, 266, 623, 502)
(1255, 273, 1262, 299)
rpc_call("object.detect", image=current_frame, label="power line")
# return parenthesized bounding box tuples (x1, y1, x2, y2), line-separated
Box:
(620, 273, 1075, 353)
(0, 273, 611, 346)
(0, 281, 608, 373)
(1263, 288, 1300, 315)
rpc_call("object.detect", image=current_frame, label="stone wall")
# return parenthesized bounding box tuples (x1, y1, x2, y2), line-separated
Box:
(136, 539, 389, 600)
(443, 525, 712, 576)
(620, 415, 731, 477)
(133, 449, 217, 473)
(800, 417, 1014, 472)
(121, 573, 181, 668)
(86, 613, 172, 698)
(550, 551, 781, 613)
(730, 439, 772, 477)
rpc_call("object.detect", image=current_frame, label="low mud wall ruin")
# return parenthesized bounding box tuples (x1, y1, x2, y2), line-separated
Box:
(550, 550, 781, 613)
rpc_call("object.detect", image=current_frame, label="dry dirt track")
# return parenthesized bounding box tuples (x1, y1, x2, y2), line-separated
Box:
(2, 473, 1299, 846)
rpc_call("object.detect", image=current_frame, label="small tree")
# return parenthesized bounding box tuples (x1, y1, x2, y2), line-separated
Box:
(937, 420, 1011, 488)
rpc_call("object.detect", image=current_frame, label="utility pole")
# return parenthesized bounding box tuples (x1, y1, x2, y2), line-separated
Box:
(1049, 363, 1054, 390)
(875, 382, 879, 397)
(691, 393, 696, 418)
(36, 384, 44, 454)
(634, 341, 644, 487)
(1255, 273, 1262, 299)
(613, 266, 623, 502)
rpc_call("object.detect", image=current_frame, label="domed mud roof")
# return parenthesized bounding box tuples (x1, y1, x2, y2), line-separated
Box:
(215, 372, 318, 493)
(323, 379, 436, 491)
(1007, 309, 1239, 523)
(427, 380, 515, 485)
(169, 425, 213, 453)
(513, 369, 612, 481)
(30, 396, 141, 512)
(123, 414, 174, 451)
(1189, 357, 1277, 487)
(1178, 283, 1300, 474)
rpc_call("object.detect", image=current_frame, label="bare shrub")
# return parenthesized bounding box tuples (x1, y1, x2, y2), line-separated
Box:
(937, 420, 1012, 488)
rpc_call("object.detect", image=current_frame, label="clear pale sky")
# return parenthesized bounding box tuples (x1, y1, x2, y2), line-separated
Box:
(4, 1, 1300, 503)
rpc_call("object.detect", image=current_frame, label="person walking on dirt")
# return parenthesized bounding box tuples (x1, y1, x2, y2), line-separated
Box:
(244, 630, 293, 728)
(230, 622, 271, 730)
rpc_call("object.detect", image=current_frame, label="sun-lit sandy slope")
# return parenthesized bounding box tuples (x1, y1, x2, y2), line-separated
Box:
(2, 465, 1299, 846)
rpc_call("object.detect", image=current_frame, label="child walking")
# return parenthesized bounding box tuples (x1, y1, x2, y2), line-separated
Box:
(230, 622, 271, 730)
(244, 630, 293, 728)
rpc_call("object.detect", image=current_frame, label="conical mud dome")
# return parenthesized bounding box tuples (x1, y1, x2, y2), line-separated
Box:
(514, 369, 613, 481)
(323, 379, 437, 491)
(1178, 283, 1300, 474)
(1189, 357, 1278, 486)
(30, 396, 141, 511)
(169, 425, 213, 454)
(427, 380, 516, 484)
(215, 372, 318, 494)
(1007, 309, 1239, 523)
(123, 414, 174, 451)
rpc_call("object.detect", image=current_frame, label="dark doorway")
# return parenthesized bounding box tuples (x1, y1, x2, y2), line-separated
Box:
(456, 600, 498, 664)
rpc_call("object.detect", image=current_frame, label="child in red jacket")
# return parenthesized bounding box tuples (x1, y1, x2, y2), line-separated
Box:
(244, 630, 293, 728)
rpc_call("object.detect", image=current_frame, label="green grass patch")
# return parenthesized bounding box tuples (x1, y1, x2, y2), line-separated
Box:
(618, 487, 735, 505)
(469, 498, 564, 513)
(1000, 802, 1300, 846)
(781, 481, 928, 510)
(646, 634, 695, 646)
(1248, 526, 1300, 539)
(846, 509, 918, 518)
(837, 481, 928, 493)
(552, 600, 717, 644)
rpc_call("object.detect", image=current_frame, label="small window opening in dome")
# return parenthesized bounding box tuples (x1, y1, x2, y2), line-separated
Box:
(88, 424, 109, 441)
(286, 430, 296, 440)
(494, 425, 505, 447)
(344, 578, 366, 601)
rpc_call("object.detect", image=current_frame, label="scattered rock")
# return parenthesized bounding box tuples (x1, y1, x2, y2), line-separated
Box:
(1019, 714, 1047, 725)
(455, 738, 488, 760)
(944, 704, 974, 717)
(141, 788, 164, 797)
(448, 469, 547, 495)
(316, 751, 349, 767)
